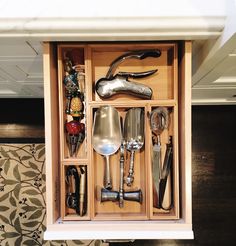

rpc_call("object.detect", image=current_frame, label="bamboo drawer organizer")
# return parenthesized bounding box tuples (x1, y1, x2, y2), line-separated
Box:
(44, 41, 193, 240)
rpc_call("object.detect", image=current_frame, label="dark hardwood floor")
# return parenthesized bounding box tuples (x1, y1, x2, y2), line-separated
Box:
(190, 106, 236, 246)
(0, 98, 45, 142)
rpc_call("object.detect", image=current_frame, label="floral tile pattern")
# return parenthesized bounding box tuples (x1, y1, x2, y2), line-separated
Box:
(0, 144, 104, 246)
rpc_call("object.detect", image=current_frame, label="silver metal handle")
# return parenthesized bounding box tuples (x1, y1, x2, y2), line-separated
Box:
(96, 76, 153, 99)
(126, 150, 135, 186)
(104, 155, 112, 190)
(119, 142, 125, 207)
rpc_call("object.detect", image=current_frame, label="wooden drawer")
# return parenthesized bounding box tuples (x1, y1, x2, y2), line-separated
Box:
(43, 41, 193, 240)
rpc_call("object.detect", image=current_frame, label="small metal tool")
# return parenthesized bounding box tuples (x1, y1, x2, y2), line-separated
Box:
(95, 49, 161, 99)
(92, 106, 122, 190)
(65, 166, 80, 214)
(124, 108, 145, 186)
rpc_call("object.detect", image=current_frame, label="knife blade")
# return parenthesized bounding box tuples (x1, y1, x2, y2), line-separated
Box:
(159, 136, 173, 210)
(152, 136, 161, 208)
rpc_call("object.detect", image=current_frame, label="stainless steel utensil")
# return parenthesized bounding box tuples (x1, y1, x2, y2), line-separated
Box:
(92, 105, 122, 190)
(99, 117, 142, 206)
(124, 108, 144, 186)
(100, 187, 142, 204)
(119, 117, 125, 207)
(159, 136, 173, 210)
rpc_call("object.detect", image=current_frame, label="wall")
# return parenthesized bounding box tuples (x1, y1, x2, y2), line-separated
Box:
(0, 143, 105, 246)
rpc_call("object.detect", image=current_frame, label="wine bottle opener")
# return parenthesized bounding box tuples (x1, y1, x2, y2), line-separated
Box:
(65, 166, 80, 214)
(65, 165, 87, 216)
(95, 49, 161, 99)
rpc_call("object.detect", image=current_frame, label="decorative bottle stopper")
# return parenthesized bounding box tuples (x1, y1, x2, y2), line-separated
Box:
(63, 51, 85, 157)
(65, 120, 85, 157)
(63, 58, 84, 115)
(70, 96, 84, 118)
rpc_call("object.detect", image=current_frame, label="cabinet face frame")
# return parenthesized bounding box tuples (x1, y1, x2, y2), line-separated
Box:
(43, 41, 193, 240)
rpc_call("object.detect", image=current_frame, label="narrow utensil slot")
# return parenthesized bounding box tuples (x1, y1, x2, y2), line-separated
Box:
(150, 106, 177, 217)
(64, 165, 88, 218)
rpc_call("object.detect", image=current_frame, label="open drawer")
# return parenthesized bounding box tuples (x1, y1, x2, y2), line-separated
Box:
(43, 41, 193, 240)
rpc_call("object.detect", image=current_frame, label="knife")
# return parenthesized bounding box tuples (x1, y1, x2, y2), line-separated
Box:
(152, 135, 161, 208)
(159, 136, 173, 210)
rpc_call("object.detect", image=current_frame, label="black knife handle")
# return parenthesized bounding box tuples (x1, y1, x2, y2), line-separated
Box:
(106, 49, 161, 79)
(137, 50, 161, 60)
(117, 69, 158, 79)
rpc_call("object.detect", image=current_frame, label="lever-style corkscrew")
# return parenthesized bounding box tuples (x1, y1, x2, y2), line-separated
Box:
(106, 49, 161, 79)
(95, 49, 161, 99)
